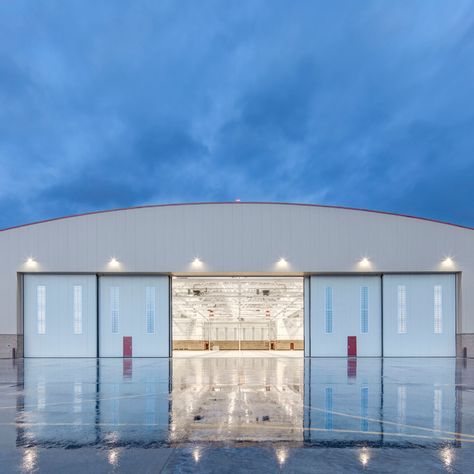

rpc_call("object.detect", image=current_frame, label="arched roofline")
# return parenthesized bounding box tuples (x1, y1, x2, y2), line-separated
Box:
(1, 201, 473, 233)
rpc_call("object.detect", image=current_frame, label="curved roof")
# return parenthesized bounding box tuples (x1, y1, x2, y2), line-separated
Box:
(1, 201, 473, 233)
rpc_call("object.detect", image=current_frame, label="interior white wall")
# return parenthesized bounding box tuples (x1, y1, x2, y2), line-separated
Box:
(310, 276, 382, 357)
(99, 276, 169, 357)
(24, 275, 97, 357)
(275, 317, 303, 340)
(383, 274, 456, 357)
(172, 319, 301, 341)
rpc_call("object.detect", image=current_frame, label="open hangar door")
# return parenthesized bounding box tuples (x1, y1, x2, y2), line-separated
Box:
(24, 274, 97, 357)
(382, 274, 456, 357)
(99, 275, 169, 357)
(172, 277, 304, 352)
(309, 276, 382, 357)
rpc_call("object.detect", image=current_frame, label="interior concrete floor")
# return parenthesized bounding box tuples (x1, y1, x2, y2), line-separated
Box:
(173, 349, 303, 358)
(0, 356, 474, 472)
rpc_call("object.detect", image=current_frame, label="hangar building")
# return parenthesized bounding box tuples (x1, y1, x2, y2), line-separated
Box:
(0, 202, 472, 358)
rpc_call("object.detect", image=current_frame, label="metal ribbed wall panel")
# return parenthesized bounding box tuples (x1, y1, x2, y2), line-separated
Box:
(0, 203, 473, 353)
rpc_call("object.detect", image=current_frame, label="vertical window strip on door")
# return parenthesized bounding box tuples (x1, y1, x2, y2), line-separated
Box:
(111, 286, 119, 333)
(434, 285, 443, 334)
(73, 285, 83, 334)
(325, 287, 333, 333)
(37, 285, 46, 334)
(145, 286, 156, 334)
(360, 286, 369, 333)
(397, 285, 407, 334)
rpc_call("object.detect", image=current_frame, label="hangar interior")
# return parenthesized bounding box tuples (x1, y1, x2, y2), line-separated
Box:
(172, 277, 304, 352)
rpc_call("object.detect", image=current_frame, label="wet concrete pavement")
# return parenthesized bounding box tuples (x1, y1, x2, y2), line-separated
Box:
(1, 356, 474, 472)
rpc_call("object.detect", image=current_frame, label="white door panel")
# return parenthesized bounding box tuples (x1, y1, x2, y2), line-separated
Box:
(382, 274, 455, 356)
(24, 275, 97, 357)
(310, 276, 382, 357)
(99, 276, 169, 357)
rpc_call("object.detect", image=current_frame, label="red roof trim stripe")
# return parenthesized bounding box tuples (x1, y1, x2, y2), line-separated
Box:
(1, 201, 473, 232)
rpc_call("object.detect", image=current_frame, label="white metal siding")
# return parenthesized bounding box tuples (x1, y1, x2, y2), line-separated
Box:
(383, 274, 456, 356)
(24, 275, 97, 357)
(310, 276, 382, 356)
(1, 203, 472, 352)
(99, 276, 169, 357)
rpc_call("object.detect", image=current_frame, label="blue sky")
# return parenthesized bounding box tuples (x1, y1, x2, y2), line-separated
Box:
(1, 1, 474, 229)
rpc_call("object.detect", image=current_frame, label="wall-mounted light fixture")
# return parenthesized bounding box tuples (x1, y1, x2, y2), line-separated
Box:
(191, 257, 203, 268)
(108, 257, 120, 268)
(358, 257, 371, 269)
(276, 257, 288, 268)
(25, 257, 37, 267)
(441, 256, 455, 268)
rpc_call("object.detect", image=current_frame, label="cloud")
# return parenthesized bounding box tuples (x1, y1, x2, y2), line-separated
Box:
(1, 0, 474, 228)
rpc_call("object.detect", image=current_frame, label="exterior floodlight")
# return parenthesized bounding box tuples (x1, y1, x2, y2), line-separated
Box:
(275, 257, 289, 270)
(191, 257, 203, 268)
(109, 257, 120, 268)
(442, 256, 454, 268)
(358, 257, 371, 269)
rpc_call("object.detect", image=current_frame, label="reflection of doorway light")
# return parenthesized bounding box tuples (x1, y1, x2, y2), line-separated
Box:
(359, 447, 370, 466)
(108, 448, 120, 466)
(193, 447, 201, 463)
(276, 447, 288, 465)
(22, 448, 38, 472)
(440, 447, 454, 467)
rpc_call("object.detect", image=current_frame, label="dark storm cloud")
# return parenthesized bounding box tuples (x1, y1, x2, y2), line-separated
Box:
(1, 0, 474, 228)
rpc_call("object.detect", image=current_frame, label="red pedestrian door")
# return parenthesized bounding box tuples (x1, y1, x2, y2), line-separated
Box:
(123, 336, 133, 357)
(347, 336, 357, 357)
